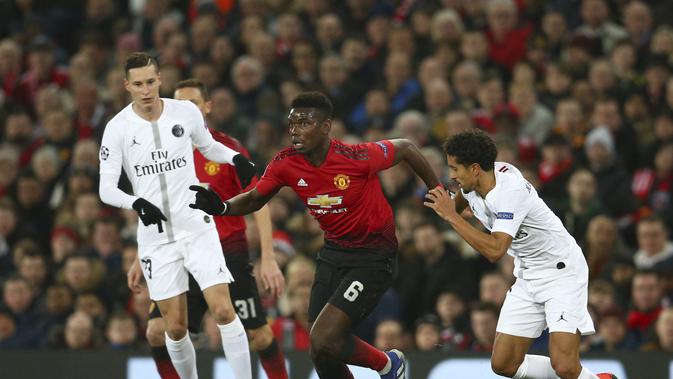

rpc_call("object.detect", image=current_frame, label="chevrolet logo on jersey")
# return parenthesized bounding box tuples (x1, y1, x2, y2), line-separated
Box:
(307, 195, 343, 208)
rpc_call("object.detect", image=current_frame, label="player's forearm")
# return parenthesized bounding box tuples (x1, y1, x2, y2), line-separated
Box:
(99, 173, 137, 209)
(252, 204, 274, 261)
(197, 140, 237, 164)
(395, 140, 440, 188)
(446, 214, 506, 263)
(225, 190, 267, 216)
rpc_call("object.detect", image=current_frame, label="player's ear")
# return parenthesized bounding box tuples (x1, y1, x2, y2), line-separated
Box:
(322, 118, 332, 135)
(204, 100, 213, 115)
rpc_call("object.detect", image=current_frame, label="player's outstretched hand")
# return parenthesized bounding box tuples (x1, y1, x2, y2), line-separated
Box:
(233, 154, 256, 188)
(132, 198, 168, 233)
(127, 258, 143, 294)
(189, 185, 225, 215)
(423, 185, 457, 221)
(260, 256, 285, 298)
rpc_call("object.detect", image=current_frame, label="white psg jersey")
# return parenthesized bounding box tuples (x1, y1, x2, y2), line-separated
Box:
(461, 162, 581, 279)
(100, 99, 226, 246)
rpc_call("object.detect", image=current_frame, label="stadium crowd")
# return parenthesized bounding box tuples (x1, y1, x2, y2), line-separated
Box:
(0, 0, 672, 357)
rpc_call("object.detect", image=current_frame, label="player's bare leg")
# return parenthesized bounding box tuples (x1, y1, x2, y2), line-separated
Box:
(157, 293, 198, 379)
(491, 332, 536, 377)
(549, 331, 604, 379)
(310, 304, 398, 379)
(247, 325, 289, 379)
(203, 283, 252, 379)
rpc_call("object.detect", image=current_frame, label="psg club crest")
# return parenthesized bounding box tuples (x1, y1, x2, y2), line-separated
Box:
(333, 174, 350, 190)
(172, 124, 184, 137)
(204, 161, 220, 176)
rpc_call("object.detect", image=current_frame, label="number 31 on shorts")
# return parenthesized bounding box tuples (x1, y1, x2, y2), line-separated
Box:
(343, 281, 364, 302)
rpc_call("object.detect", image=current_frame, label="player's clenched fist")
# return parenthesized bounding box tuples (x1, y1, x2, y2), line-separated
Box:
(233, 154, 256, 188)
(189, 185, 227, 215)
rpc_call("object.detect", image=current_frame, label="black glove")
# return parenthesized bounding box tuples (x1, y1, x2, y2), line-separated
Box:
(233, 154, 256, 188)
(189, 185, 227, 215)
(132, 198, 168, 233)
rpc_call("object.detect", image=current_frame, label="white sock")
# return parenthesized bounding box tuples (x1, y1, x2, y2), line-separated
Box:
(577, 367, 599, 379)
(377, 355, 392, 375)
(165, 332, 198, 379)
(513, 355, 558, 379)
(218, 316, 251, 379)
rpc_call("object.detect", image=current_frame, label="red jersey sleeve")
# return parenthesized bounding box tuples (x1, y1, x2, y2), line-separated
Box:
(256, 156, 285, 196)
(362, 140, 396, 177)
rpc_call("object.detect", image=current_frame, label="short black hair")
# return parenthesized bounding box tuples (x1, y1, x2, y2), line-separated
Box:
(290, 91, 334, 118)
(443, 129, 497, 171)
(124, 52, 159, 77)
(175, 78, 210, 100)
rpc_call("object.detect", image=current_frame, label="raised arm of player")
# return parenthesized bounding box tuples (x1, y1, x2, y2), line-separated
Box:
(424, 186, 512, 263)
(190, 186, 277, 216)
(253, 205, 285, 297)
(389, 139, 441, 189)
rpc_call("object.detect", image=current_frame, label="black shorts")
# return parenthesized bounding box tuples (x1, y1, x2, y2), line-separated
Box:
(149, 255, 267, 332)
(308, 242, 395, 326)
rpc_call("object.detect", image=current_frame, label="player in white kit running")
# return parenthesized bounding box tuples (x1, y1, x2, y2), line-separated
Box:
(424, 130, 616, 379)
(98, 52, 253, 379)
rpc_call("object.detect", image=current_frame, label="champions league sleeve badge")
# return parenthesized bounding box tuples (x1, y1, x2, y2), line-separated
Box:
(172, 124, 184, 137)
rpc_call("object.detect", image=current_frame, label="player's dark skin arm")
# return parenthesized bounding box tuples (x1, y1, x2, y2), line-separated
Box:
(225, 188, 276, 216)
(389, 139, 441, 189)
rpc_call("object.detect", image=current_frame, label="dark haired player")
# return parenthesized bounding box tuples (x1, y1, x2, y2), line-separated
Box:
(128, 79, 288, 379)
(424, 130, 617, 379)
(100, 52, 255, 379)
(190, 92, 440, 379)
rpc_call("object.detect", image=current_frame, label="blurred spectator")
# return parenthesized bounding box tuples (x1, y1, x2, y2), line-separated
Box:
(627, 270, 664, 345)
(640, 307, 673, 352)
(373, 319, 406, 351)
(623, 1, 653, 53)
(1, 274, 46, 347)
(61, 311, 98, 350)
(271, 284, 310, 352)
(0, 310, 16, 347)
(484, 0, 533, 72)
(396, 222, 474, 326)
(414, 314, 441, 352)
(584, 127, 637, 220)
(468, 302, 499, 352)
(479, 271, 509, 308)
(435, 291, 471, 351)
(105, 311, 140, 350)
(17, 250, 48, 295)
(576, 0, 627, 54)
(632, 143, 673, 228)
(552, 169, 603, 242)
(538, 133, 576, 205)
(589, 308, 638, 352)
(633, 216, 673, 273)
(589, 280, 620, 317)
(583, 215, 631, 280)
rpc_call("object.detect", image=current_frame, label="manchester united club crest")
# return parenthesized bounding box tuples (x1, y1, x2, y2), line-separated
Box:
(333, 174, 350, 190)
(204, 161, 220, 176)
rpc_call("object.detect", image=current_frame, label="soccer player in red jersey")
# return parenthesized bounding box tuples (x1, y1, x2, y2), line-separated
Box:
(128, 79, 288, 379)
(190, 91, 440, 379)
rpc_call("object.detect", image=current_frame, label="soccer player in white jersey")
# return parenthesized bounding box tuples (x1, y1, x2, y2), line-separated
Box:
(424, 130, 616, 379)
(98, 52, 254, 379)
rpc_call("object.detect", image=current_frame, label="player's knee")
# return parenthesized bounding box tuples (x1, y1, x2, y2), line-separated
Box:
(247, 326, 273, 352)
(164, 322, 188, 341)
(309, 328, 341, 359)
(491, 358, 518, 378)
(550, 358, 580, 379)
(146, 319, 167, 347)
(210, 303, 237, 324)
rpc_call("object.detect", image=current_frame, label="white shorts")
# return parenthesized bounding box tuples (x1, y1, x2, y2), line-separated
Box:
(138, 228, 233, 301)
(496, 250, 595, 338)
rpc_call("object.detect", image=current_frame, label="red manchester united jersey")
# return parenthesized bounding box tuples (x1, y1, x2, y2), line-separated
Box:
(193, 129, 257, 256)
(256, 139, 397, 251)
